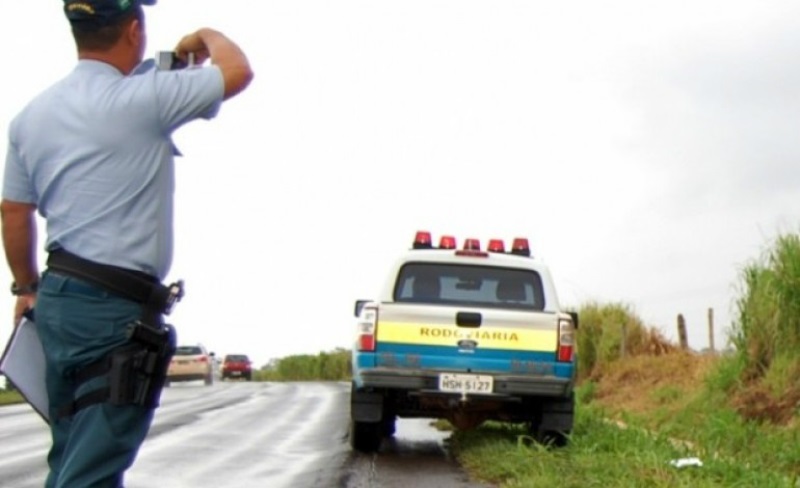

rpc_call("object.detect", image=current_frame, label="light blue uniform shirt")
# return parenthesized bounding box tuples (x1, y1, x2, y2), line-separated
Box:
(3, 59, 224, 279)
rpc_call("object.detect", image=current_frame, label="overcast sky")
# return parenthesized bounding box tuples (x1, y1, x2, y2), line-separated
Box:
(2, 1, 799, 368)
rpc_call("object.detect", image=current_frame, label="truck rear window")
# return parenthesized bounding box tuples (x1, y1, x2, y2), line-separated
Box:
(394, 263, 545, 310)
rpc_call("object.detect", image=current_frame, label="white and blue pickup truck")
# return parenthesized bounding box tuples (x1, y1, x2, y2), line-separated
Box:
(349, 231, 578, 453)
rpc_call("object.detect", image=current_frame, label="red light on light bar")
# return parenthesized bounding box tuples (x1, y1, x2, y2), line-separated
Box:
(413, 231, 433, 249)
(463, 238, 481, 251)
(487, 239, 505, 253)
(511, 237, 531, 256)
(439, 235, 457, 249)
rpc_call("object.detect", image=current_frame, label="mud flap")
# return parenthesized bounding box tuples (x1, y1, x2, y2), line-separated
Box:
(539, 391, 575, 432)
(351, 388, 384, 422)
(539, 412, 574, 432)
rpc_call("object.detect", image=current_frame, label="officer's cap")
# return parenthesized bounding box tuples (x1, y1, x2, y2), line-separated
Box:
(64, 0, 156, 29)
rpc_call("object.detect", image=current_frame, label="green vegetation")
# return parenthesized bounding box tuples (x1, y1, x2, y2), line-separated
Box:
(731, 233, 800, 395)
(576, 301, 675, 379)
(0, 389, 23, 406)
(450, 398, 798, 487)
(254, 348, 351, 381)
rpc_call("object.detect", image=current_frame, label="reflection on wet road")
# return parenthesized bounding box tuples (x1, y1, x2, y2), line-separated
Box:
(0, 382, 491, 488)
(342, 418, 492, 488)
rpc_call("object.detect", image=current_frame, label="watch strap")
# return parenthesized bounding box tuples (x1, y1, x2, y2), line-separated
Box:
(11, 281, 38, 296)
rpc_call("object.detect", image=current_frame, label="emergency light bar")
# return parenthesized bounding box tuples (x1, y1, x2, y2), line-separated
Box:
(412, 231, 533, 257)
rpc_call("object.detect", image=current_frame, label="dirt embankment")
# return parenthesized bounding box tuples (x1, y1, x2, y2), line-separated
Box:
(588, 351, 717, 415)
(588, 350, 800, 427)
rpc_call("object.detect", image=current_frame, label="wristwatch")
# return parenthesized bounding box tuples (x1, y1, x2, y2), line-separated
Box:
(11, 281, 38, 296)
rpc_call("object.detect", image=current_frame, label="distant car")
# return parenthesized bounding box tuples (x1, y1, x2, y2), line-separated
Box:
(221, 354, 253, 381)
(166, 345, 215, 386)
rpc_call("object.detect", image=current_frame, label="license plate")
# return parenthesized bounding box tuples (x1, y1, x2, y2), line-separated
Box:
(438, 373, 493, 393)
(230, 371, 241, 376)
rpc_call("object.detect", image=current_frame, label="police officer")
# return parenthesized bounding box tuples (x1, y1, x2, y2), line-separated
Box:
(0, 1, 253, 486)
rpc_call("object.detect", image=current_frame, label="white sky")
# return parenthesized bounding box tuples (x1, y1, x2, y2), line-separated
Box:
(2, 1, 800, 368)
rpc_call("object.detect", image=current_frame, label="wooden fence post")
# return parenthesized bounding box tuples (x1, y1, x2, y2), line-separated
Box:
(620, 321, 627, 359)
(707, 308, 715, 353)
(677, 314, 688, 350)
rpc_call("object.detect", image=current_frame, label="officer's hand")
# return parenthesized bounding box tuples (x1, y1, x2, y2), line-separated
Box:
(174, 30, 211, 65)
(173, 28, 252, 100)
(13, 295, 35, 326)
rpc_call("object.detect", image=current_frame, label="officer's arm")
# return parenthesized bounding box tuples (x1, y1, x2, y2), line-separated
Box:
(0, 199, 38, 289)
(175, 28, 254, 101)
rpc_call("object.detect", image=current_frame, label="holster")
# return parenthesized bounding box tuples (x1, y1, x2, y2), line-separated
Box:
(108, 321, 177, 408)
(57, 322, 177, 419)
(47, 249, 182, 420)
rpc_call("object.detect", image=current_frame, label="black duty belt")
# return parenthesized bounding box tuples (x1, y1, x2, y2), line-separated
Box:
(46, 249, 183, 316)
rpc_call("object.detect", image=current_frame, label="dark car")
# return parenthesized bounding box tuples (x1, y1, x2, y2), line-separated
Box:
(221, 354, 253, 381)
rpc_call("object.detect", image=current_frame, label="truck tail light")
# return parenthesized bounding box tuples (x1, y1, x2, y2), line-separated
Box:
(357, 306, 379, 352)
(557, 317, 575, 362)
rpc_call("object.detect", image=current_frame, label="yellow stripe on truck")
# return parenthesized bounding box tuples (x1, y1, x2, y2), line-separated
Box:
(376, 322, 558, 351)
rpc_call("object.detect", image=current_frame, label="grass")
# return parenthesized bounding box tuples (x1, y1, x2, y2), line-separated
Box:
(448, 389, 798, 487)
(0, 390, 24, 406)
(731, 232, 800, 384)
(447, 350, 800, 487)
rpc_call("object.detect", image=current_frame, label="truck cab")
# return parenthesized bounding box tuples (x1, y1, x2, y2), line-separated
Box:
(350, 231, 578, 452)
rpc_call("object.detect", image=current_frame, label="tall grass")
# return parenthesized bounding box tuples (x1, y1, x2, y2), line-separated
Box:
(576, 302, 673, 379)
(254, 348, 351, 381)
(731, 233, 800, 388)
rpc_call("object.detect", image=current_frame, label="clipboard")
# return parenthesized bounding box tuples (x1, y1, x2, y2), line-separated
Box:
(0, 314, 50, 423)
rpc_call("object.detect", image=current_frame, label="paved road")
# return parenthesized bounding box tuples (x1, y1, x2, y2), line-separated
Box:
(0, 381, 491, 488)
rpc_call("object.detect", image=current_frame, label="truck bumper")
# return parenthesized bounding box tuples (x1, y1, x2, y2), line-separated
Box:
(358, 368, 572, 397)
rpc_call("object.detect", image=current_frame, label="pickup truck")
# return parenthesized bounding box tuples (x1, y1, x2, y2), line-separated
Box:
(349, 231, 578, 453)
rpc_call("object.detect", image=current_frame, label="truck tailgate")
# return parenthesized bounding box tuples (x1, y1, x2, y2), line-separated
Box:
(374, 303, 559, 374)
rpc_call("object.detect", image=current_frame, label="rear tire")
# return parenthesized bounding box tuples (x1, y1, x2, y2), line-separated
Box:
(527, 392, 574, 448)
(528, 425, 570, 447)
(350, 420, 382, 453)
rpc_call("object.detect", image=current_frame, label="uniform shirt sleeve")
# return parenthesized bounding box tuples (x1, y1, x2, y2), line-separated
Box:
(2, 133, 36, 204)
(154, 65, 225, 133)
